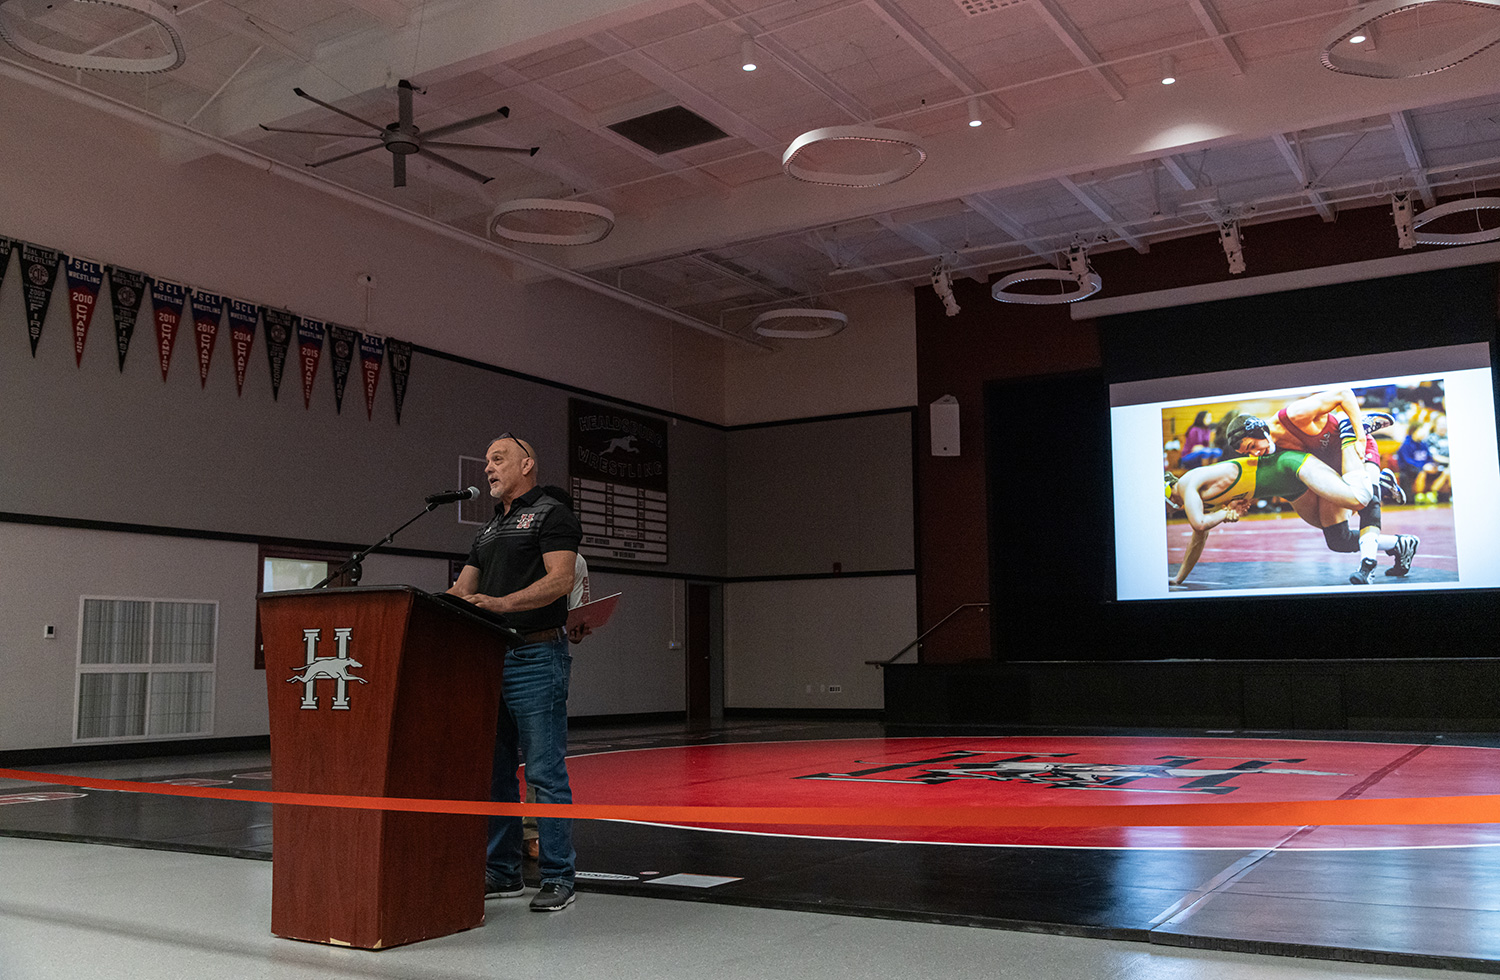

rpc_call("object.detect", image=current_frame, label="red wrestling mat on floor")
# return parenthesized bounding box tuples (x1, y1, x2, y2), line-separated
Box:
(566, 735, 1500, 849)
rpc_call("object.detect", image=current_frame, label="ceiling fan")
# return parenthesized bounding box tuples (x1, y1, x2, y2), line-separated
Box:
(260, 79, 538, 188)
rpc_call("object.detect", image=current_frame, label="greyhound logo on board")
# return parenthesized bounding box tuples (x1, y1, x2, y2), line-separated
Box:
(287, 627, 366, 710)
(796, 751, 1344, 796)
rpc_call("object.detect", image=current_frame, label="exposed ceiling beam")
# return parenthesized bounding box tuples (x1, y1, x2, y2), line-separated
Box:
(1186, 0, 1246, 75)
(1029, 0, 1126, 102)
(1390, 110, 1438, 208)
(1159, 154, 1200, 191)
(1056, 176, 1148, 252)
(687, 253, 801, 301)
(802, 230, 902, 285)
(959, 194, 1053, 262)
(874, 213, 951, 260)
(701, 250, 819, 297)
(863, 0, 1017, 127)
(1271, 132, 1337, 222)
(190, 4, 316, 63)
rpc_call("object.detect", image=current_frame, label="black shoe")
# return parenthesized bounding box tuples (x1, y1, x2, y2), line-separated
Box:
(1349, 558, 1377, 585)
(529, 882, 575, 911)
(485, 874, 525, 899)
(1385, 534, 1419, 577)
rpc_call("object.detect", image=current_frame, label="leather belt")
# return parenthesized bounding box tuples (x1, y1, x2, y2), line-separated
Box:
(517, 626, 566, 644)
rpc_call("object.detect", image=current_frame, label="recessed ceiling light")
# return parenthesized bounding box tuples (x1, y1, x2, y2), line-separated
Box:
(1349, 33, 1368, 44)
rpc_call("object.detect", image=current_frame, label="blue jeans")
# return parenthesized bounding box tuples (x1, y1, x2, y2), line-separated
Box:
(486, 634, 574, 889)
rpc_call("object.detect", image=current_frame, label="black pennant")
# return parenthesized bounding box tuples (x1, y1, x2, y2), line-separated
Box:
(106, 266, 148, 372)
(0, 237, 14, 297)
(261, 307, 295, 401)
(19, 243, 62, 357)
(328, 324, 359, 414)
(386, 339, 412, 424)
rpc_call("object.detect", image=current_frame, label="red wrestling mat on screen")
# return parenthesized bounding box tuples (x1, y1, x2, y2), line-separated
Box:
(566, 735, 1500, 849)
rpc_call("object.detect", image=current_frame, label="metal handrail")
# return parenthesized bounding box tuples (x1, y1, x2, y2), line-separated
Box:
(865, 602, 989, 667)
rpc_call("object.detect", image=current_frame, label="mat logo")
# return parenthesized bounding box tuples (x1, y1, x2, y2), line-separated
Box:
(287, 627, 367, 711)
(796, 751, 1343, 795)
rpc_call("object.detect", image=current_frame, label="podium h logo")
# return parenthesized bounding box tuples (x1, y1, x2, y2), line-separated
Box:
(286, 627, 366, 710)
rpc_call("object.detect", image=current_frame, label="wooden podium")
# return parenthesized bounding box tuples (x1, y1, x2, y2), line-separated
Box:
(258, 585, 512, 949)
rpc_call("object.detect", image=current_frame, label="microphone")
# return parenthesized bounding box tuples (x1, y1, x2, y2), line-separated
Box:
(426, 487, 480, 505)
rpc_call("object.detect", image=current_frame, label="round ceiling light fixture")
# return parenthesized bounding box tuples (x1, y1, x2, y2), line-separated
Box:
(991, 267, 1103, 304)
(0, 0, 185, 73)
(750, 308, 848, 339)
(782, 125, 927, 187)
(1320, 0, 1500, 78)
(489, 199, 615, 246)
(1411, 197, 1500, 245)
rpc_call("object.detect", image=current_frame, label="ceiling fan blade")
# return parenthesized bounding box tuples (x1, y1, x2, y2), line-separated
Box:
(291, 87, 387, 133)
(305, 143, 387, 167)
(393, 153, 406, 188)
(397, 79, 415, 130)
(260, 124, 384, 139)
(423, 141, 539, 156)
(419, 107, 510, 141)
(416, 147, 493, 184)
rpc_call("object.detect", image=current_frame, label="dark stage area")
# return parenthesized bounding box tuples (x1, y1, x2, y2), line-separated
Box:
(4, 719, 1500, 973)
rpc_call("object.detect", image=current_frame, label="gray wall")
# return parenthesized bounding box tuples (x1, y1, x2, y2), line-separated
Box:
(722, 412, 916, 710)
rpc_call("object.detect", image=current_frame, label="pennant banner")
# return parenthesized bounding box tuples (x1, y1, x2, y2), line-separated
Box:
(261, 308, 295, 401)
(148, 278, 187, 382)
(64, 257, 103, 367)
(359, 333, 384, 421)
(107, 267, 147, 372)
(297, 318, 325, 409)
(19, 243, 61, 357)
(387, 338, 412, 424)
(0, 236, 13, 296)
(189, 291, 224, 388)
(226, 300, 258, 396)
(328, 324, 358, 414)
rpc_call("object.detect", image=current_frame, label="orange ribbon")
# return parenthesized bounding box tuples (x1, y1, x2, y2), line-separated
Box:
(3, 768, 1496, 827)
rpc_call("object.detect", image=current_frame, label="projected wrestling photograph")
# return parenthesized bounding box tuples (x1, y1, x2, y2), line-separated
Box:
(1161, 380, 1458, 592)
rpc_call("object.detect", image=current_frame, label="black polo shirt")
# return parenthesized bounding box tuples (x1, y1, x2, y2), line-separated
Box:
(465, 486, 583, 633)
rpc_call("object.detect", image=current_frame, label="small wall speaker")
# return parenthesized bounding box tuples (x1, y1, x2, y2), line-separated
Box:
(930, 395, 960, 456)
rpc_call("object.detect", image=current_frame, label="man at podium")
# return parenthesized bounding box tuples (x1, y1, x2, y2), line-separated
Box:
(448, 433, 583, 912)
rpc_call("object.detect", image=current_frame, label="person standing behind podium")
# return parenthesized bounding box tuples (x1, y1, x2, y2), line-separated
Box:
(448, 434, 583, 912)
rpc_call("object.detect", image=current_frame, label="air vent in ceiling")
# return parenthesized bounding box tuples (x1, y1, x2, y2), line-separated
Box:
(953, 0, 1027, 15)
(607, 105, 729, 154)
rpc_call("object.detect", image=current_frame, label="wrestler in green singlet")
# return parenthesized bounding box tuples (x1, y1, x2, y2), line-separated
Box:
(1199, 450, 1313, 510)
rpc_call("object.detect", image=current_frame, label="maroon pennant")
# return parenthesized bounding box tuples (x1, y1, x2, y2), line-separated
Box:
(359, 333, 385, 420)
(148, 278, 188, 381)
(297, 317, 326, 409)
(226, 300, 258, 396)
(64, 257, 104, 367)
(189, 291, 224, 388)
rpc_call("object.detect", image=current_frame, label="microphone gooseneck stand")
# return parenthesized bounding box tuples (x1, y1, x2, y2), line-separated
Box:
(313, 499, 450, 589)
